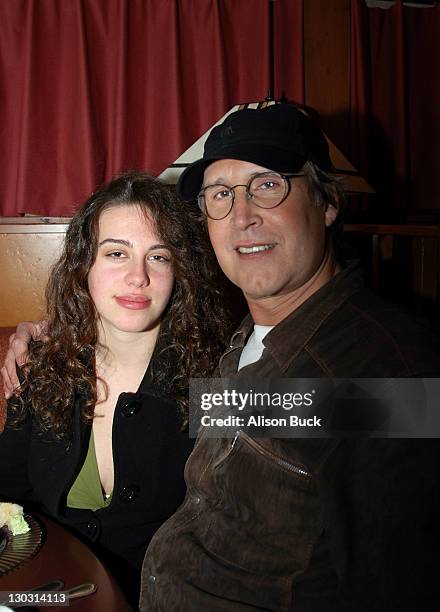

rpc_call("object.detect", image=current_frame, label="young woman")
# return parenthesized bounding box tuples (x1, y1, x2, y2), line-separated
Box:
(0, 172, 230, 606)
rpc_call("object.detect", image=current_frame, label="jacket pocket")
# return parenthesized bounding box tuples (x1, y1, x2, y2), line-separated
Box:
(193, 432, 323, 610)
(238, 432, 312, 479)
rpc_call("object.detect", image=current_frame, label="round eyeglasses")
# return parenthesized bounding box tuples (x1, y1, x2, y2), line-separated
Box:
(197, 171, 305, 220)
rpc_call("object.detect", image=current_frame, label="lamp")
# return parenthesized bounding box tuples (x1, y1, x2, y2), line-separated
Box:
(159, 100, 374, 196)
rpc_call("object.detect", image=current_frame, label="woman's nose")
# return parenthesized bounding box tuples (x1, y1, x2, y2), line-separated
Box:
(125, 260, 150, 287)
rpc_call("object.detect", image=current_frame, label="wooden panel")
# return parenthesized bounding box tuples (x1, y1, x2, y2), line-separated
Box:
(304, 0, 351, 153)
(0, 216, 70, 226)
(345, 224, 440, 237)
(413, 236, 439, 302)
(0, 231, 66, 326)
(0, 223, 69, 234)
(344, 224, 440, 326)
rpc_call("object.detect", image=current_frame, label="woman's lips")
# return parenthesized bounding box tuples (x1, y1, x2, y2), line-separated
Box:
(115, 295, 151, 310)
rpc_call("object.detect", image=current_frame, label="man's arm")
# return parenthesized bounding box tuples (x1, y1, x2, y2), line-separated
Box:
(1, 321, 47, 399)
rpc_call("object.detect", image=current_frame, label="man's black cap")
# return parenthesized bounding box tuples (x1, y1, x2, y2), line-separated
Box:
(177, 104, 332, 200)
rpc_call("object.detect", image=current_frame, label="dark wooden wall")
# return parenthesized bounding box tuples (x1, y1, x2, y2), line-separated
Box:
(304, 0, 351, 155)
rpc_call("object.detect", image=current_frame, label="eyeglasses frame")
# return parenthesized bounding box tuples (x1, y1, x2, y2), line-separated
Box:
(197, 172, 306, 220)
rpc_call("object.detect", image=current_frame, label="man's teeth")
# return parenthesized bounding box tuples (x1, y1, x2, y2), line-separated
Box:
(237, 244, 274, 254)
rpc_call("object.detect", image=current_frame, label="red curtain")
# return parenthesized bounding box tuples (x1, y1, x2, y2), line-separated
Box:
(0, 0, 304, 216)
(350, 0, 440, 218)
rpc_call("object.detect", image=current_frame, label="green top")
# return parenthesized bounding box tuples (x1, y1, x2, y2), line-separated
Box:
(67, 432, 113, 511)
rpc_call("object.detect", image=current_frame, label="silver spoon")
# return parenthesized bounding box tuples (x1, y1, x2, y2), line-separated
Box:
(66, 583, 97, 600)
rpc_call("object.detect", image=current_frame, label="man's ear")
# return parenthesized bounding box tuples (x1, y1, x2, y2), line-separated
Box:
(324, 204, 338, 228)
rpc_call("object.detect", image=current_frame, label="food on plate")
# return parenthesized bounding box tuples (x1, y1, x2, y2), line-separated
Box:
(0, 502, 30, 536)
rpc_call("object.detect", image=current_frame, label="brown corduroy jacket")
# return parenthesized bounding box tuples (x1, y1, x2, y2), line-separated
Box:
(140, 262, 440, 612)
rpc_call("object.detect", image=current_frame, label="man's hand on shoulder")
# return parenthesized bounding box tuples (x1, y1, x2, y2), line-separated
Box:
(1, 321, 48, 399)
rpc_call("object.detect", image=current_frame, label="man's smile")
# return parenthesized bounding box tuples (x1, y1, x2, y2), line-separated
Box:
(236, 243, 276, 255)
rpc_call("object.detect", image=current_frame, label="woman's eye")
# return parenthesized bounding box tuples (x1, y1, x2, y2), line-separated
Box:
(107, 251, 126, 258)
(147, 254, 170, 263)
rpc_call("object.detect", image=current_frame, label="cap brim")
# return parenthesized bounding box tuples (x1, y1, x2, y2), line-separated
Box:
(176, 145, 307, 201)
(176, 158, 217, 201)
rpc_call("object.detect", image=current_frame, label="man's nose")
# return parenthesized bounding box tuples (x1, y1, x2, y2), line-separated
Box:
(125, 259, 150, 287)
(230, 187, 262, 230)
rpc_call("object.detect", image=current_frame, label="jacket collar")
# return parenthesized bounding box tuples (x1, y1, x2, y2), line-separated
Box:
(73, 328, 178, 407)
(225, 260, 364, 374)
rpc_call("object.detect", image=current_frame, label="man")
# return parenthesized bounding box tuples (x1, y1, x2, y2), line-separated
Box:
(139, 105, 440, 611)
(3, 105, 440, 611)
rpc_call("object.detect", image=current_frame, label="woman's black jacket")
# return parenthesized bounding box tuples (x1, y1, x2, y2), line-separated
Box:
(0, 357, 194, 604)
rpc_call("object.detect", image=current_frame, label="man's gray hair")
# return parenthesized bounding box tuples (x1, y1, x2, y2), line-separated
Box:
(302, 160, 346, 242)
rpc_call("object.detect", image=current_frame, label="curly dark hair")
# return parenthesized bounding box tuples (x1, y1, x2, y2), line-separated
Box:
(11, 172, 232, 436)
